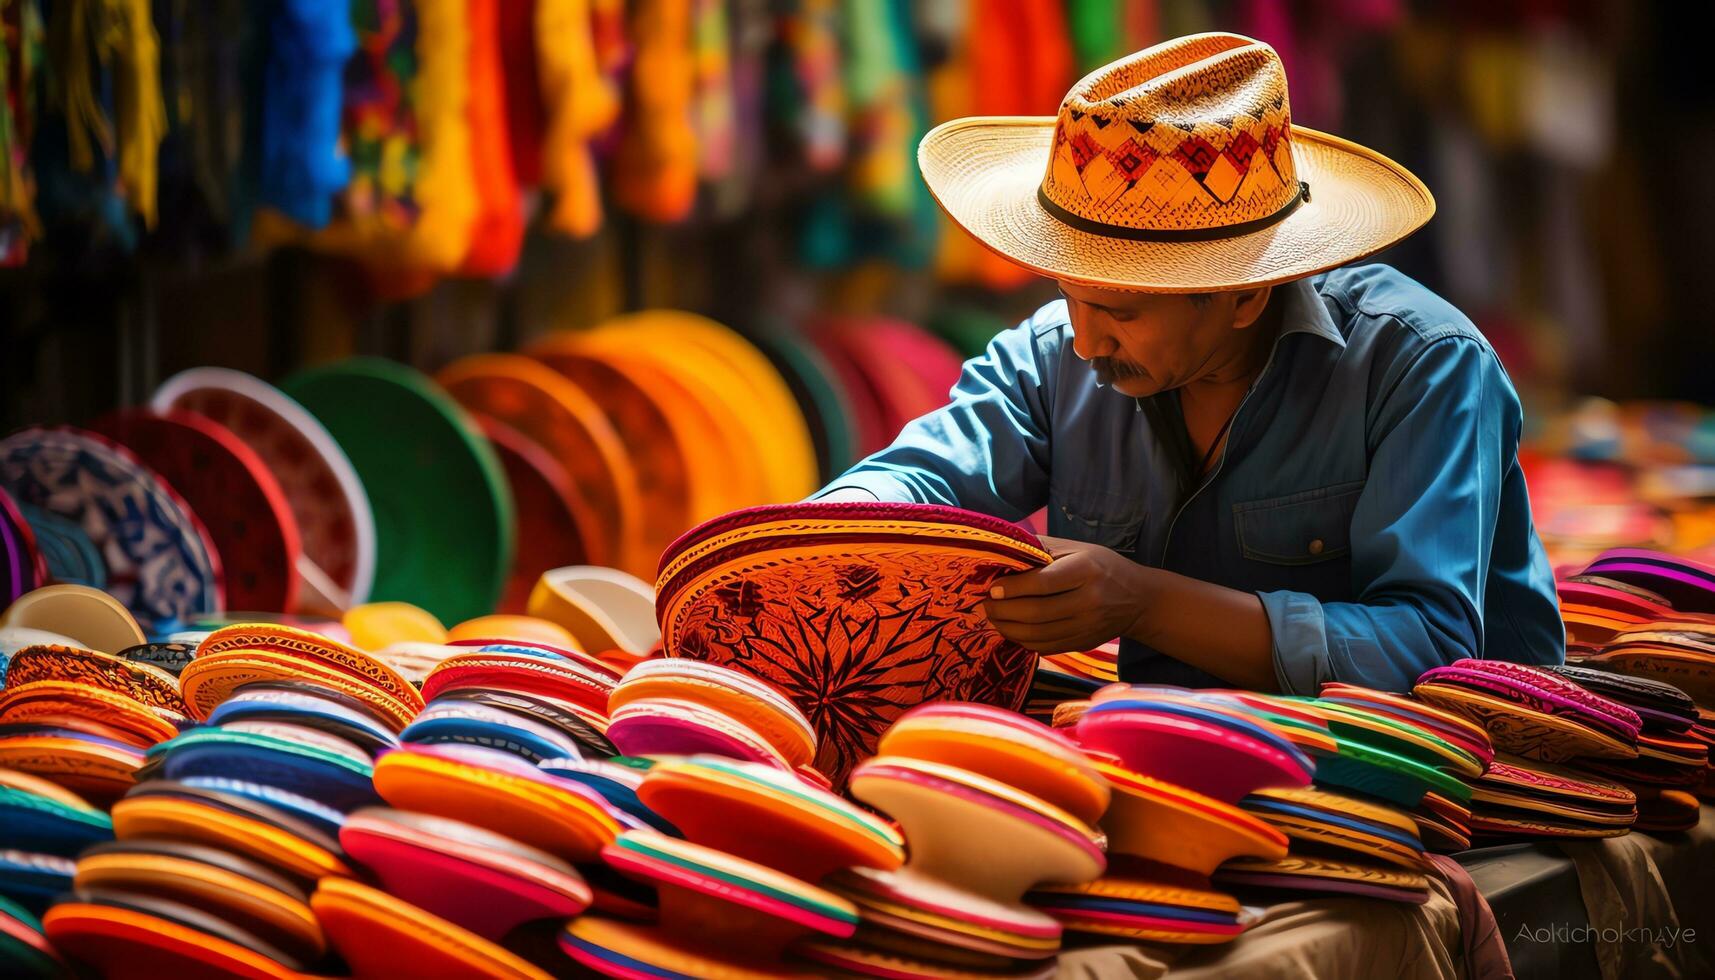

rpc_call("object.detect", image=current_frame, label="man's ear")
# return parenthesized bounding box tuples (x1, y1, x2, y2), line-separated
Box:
(1230, 285, 1273, 330)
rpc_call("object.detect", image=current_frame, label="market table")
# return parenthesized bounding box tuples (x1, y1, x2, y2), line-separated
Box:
(1053, 807, 1715, 979)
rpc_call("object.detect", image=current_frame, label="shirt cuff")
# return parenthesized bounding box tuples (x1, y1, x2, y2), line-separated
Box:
(808, 472, 915, 504)
(1257, 589, 1333, 696)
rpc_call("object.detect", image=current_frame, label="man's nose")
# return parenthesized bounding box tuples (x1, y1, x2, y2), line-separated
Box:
(1069, 320, 1118, 361)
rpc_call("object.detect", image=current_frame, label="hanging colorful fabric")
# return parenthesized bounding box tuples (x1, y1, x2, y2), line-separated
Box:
(535, 0, 616, 236)
(496, 0, 544, 186)
(33, 0, 162, 251)
(612, 0, 697, 223)
(777, 0, 843, 173)
(1, 0, 43, 265)
(458, 0, 523, 276)
(689, 0, 731, 182)
(381, 0, 473, 283)
(339, 0, 423, 241)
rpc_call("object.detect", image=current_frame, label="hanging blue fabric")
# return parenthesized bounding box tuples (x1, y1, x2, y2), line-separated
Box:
(259, 0, 356, 228)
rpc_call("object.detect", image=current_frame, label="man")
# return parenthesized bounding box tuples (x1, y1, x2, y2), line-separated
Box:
(816, 33, 1564, 693)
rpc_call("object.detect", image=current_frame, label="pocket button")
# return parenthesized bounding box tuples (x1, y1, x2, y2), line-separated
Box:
(1308, 538, 1325, 556)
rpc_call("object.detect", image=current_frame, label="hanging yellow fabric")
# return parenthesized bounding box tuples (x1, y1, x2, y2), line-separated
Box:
(398, 0, 476, 269)
(110, 0, 163, 227)
(535, 0, 615, 237)
(46, 0, 162, 226)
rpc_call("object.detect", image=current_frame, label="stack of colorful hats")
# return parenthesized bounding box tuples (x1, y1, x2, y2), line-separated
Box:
(405, 638, 622, 765)
(52, 790, 352, 976)
(1577, 622, 1715, 710)
(603, 656, 820, 777)
(1203, 690, 1468, 905)
(0, 586, 177, 944)
(803, 703, 1107, 977)
(1562, 551, 1715, 704)
(1314, 683, 1496, 851)
(335, 744, 625, 978)
(562, 755, 905, 977)
(1072, 688, 1435, 909)
(1546, 665, 1708, 832)
(1290, 696, 1478, 852)
(0, 639, 184, 809)
(1414, 659, 1642, 839)
(656, 502, 1052, 782)
(1, 892, 66, 979)
(1024, 644, 1119, 725)
(1033, 691, 1300, 946)
(1557, 575, 1690, 650)
(0, 767, 110, 915)
(36, 621, 425, 977)
(1226, 787, 1431, 903)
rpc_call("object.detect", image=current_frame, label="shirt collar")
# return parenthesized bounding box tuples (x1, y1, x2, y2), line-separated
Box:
(1273, 277, 1347, 349)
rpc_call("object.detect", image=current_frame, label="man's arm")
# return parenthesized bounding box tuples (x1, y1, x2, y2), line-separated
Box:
(989, 334, 1530, 694)
(985, 537, 1278, 690)
(811, 308, 1059, 520)
(1258, 334, 1525, 693)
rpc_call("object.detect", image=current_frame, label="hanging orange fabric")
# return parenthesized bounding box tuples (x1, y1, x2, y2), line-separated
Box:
(960, 0, 1074, 289)
(460, 0, 524, 276)
(536, 0, 616, 237)
(612, 0, 697, 223)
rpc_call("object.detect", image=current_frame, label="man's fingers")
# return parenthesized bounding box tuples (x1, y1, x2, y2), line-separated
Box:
(989, 558, 1082, 599)
(984, 594, 1081, 624)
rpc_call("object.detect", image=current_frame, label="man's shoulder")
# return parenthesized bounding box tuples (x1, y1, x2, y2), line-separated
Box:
(1313, 264, 1493, 355)
(1024, 298, 1073, 342)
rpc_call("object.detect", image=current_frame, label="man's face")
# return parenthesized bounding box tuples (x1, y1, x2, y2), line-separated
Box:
(1057, 282, 1249, 398)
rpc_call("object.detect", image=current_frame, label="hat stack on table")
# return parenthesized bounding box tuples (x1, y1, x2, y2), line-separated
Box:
(1207, 691, 1470, 904)
(339, 743, 624, 979)
(1544, 665, 1708, 832)
(1312, 684, 1496, 851)
(0, 587, 160, 975)
(405, 638, 623, 766)
(1413, 659, 1643, 840)
(603, 657, 820, 777)
(799, 703, 1106, 978)
(562, 755, 905, 977)
(38, 620, 429, 978)
(656, 502, 1052, 783)
(1563, 551, 1715, 703)
(1043, 689, 1308, 943)
(1, 891, 68, 979)
(0, 636, 179, 809)
(1553, 548, 1715, 809)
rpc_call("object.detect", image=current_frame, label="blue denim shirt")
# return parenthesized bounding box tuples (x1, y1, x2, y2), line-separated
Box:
(816, 264, 1565, 693)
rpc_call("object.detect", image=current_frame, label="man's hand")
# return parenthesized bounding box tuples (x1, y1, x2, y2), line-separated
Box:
(982, 536, 1156, 652)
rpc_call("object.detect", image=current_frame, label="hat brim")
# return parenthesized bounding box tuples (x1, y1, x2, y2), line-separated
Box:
(920, 117, 1435, 293)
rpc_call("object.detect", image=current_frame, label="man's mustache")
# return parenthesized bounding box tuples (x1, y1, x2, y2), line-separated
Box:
(1091, 357, 1145, 384)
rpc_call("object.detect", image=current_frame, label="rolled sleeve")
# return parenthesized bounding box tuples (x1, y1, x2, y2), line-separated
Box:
(809, 310, 1058, 520)
(1259, 589, 1331, 695)
(1261, 334, 1516, 694)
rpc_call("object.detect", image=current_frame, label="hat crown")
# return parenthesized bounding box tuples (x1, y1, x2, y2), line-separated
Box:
(1043, 33, 1302, 237)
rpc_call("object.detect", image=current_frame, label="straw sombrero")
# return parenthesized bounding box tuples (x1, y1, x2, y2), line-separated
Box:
(920, 33, 1434, 293)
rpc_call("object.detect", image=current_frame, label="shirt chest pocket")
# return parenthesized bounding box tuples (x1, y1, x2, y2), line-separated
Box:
(1056, 488, 1146, 553)
(1233, 480, 1365, 566)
